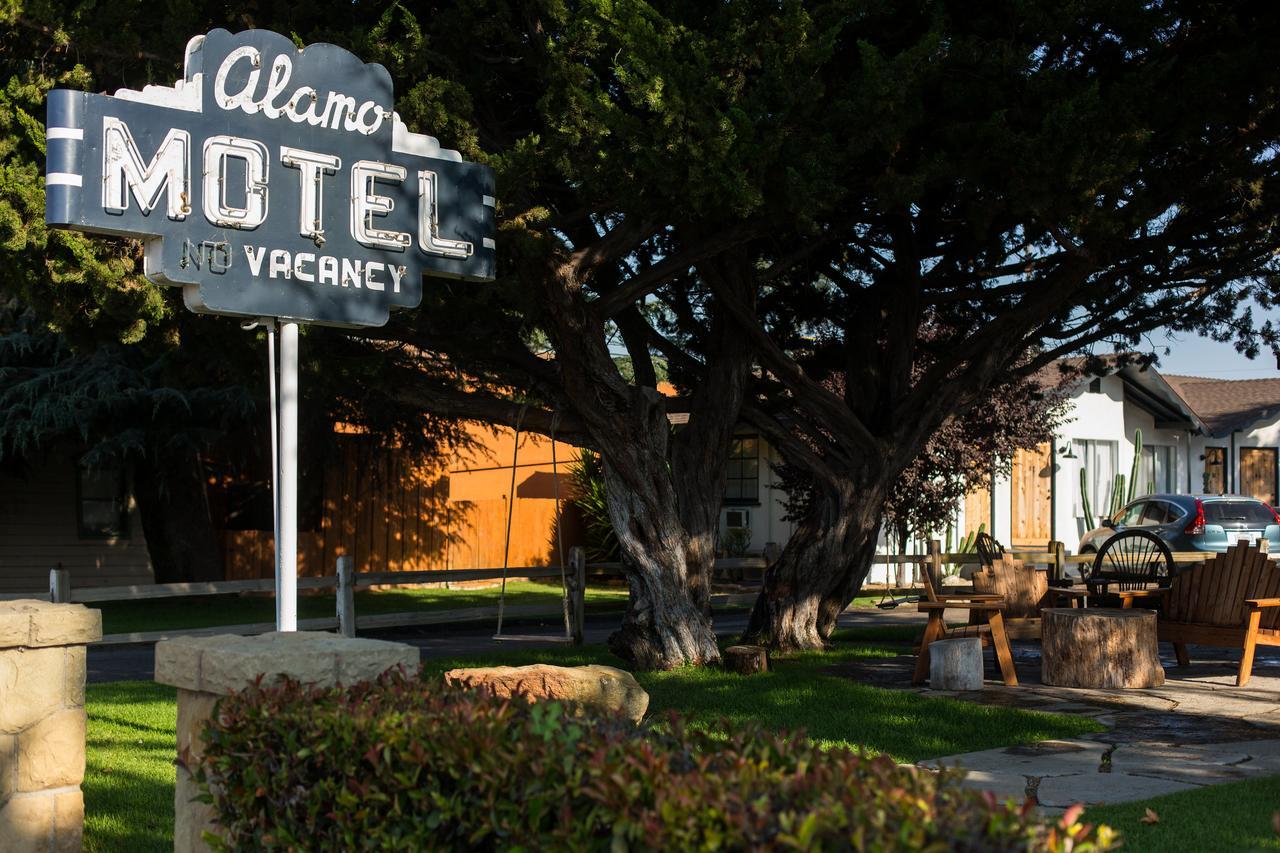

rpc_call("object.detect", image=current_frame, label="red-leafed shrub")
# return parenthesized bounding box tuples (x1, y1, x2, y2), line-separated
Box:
(196, 670, 1115, 851)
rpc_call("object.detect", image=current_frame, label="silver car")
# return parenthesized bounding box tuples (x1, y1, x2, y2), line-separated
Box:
(1078, 493, 1280, 555)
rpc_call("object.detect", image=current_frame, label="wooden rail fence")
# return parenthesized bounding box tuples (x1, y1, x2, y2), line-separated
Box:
(5, 540, 1254, 645)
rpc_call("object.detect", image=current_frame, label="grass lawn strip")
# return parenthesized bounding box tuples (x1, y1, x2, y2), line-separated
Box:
(1083, 773, 1280, 851)
(83, 681, 177, 853)
(91, 586, 887, 637)
(91, 580, 628, 635)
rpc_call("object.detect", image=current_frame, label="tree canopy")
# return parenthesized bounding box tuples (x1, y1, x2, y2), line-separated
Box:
(4, 0, 1280, 661)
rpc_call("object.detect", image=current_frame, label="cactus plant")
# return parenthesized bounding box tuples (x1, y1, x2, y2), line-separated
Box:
(1078, 428, 1147, 529)
(1127, 429, 1143, 502)
(1110, 473, 1126, 516)
(1080, 468, 1095, 530)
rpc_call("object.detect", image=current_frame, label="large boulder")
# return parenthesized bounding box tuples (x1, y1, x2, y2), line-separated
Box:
(443, 664, 649, 723)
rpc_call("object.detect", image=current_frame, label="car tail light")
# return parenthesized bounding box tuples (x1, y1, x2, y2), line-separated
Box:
(1268, 504, 1280, 525)
(1185, 499, 1206, 535)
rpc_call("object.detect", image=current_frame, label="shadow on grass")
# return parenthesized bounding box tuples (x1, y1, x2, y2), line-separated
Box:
(423, 627, 1102, 764)
(84, 682, 176, 853)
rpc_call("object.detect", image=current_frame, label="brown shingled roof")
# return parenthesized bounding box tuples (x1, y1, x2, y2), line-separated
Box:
(1163, 374, 1280, 436)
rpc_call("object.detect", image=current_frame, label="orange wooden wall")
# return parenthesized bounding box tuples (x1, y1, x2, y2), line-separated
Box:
(224, 424, 581, 580)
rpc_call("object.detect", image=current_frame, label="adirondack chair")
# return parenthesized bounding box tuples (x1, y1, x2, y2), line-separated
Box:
(1124, 542, 1280, 686)
(975, 532, 1005, 569)
(971, 554, 1088, 640)
(912, 550, 1018, 686)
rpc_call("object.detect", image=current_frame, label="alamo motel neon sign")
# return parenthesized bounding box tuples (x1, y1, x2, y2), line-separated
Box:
(46, 28, 496, 328)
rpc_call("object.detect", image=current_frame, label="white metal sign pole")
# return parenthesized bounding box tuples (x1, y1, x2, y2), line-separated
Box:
(277, 321, 300, 631)
(266, 322, 281, 629)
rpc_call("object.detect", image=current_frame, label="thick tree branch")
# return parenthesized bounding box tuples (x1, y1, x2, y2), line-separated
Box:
(710, 274, 881, 454)
(593, 221, 765, 318)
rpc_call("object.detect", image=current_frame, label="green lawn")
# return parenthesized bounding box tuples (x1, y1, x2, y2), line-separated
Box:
(79, 624, 1280, 851)
(1084, 774, 1280, 851)
(83, 626, 1102, 851)
(91, 581, 629, 635)
(83, 681, 177, 853)
(422, 626, 1104, 762)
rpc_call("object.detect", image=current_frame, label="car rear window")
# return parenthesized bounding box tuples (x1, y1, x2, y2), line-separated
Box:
(1202, 501, 1277, 525)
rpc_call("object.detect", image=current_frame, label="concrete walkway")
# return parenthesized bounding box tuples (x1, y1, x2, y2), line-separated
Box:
(834, 640, 1280, 812)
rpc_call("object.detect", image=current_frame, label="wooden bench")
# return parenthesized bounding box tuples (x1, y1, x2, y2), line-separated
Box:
(1127, 543, 1280, 686)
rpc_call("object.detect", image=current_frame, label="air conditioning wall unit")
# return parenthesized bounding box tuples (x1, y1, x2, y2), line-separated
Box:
(724, 508, 751, 529)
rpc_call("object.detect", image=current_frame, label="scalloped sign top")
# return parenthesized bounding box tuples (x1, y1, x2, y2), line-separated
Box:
(45, 29, 496, 328)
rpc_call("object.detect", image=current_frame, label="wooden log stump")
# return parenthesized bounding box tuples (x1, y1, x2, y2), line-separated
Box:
(1041, 608, 1164, 688)
(928, 637, 984, 691)
(723, 645, 768, 675)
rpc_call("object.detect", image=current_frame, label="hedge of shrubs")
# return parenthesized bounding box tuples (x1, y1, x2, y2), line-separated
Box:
(196, 670, 1114, 851)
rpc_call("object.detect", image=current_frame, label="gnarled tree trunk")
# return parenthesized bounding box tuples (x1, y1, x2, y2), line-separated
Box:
(669, 255, 756, 617)
(543, 256, 753, 670)
(742, 482, 885, 651)
(598, 398, 720, 669)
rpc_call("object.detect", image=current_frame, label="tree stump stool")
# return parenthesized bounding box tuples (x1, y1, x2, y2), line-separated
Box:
(1041, 608, 1164, 688)
(723, 645, 768, 675)
(928, 637, 984, 691)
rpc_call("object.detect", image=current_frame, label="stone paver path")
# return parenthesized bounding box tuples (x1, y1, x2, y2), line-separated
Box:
(833, 640, 1280, 812)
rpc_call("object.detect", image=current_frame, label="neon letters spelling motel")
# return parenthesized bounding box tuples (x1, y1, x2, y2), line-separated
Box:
(46, 29, 495, 328)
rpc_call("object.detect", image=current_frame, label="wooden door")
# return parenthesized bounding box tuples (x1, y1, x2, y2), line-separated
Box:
(1240, 447, 1278, 505)
(1203, 446, 1226, 494)
(1010, 442, 1053, 547)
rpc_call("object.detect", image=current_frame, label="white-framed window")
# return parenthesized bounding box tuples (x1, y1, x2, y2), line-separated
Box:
(1073, 439, 1119, 520)
(1139, 445, 1173, 495)
(724, 435, 760, 504)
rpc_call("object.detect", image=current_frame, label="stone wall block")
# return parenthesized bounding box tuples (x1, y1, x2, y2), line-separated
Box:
(0, 732, 15, 805)
(0, 792, 55, 853)
(0, 600, 95, 852)
(17, 709, 86, 791)
(176, 689, 219, 765)
(156, 632, 419, 853)
(63, 647, 86, 708)
(335, 646, 418, 686)
(174, 764, 217, 853)
(153, 637, 206, 692)
(200, 643, 333, 693)
(30, 607, 102, 648)
(0, 648, 66, 735)
(0, 610, 31, 647)
(52, 790, 83, 853)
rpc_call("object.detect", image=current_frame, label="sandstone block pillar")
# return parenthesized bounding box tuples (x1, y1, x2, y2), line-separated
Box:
(0, 599, 102, 853)
(154, 631, 417, 853)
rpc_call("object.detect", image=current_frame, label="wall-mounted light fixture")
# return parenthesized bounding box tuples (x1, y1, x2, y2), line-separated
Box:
(1059, 444, 1078, 460)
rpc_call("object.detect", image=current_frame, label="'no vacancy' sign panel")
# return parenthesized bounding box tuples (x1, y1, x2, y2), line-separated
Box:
(45, 28, 495, 328)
